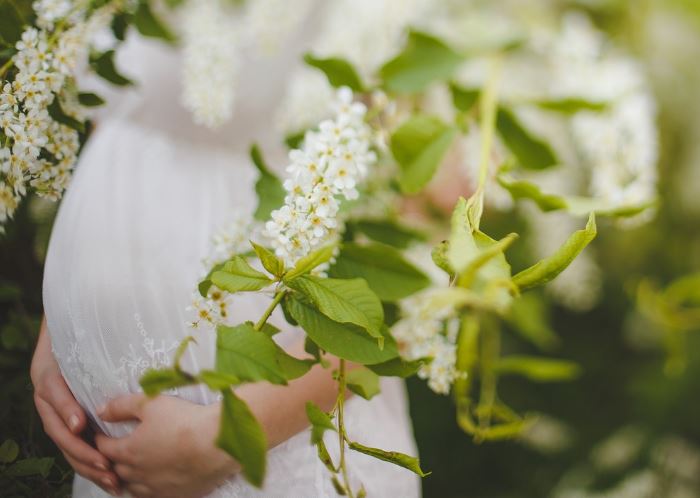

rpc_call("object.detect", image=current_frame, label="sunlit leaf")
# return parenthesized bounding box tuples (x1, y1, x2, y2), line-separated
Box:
(346, 367, 381, 400)
(305, 402, 336, 444)
(211, 256, 273, 293)
(496, 107, 557, 170)
(303, 53, 364, 91)
(348, 441, 430, 477)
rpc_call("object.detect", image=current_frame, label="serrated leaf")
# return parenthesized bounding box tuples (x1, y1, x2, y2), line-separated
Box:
(133, 0, 176, 42)
(211, 257, 273, 293)
(90, 50, 134, 86)
(286, 276, 384, 342)
(513, 213, 596, 292)
(216, 323, 311, 385)
(139, 368, 195, 396)
(329, 243, 430, 302)
(495, 356, 581, 382)
(284, 244, 336, 281)
(349, 219, 426, 249)
(217, 390, 267, 487)
(286, 297, 398, 365)
(251, 241, 284, 278)
(0, 439, 19, 464)
(380, 31, 463, 93)
(303, 54, 364, 91)
(251, 144, 286, 221)
(305, 402, 336, 444)
(348, 441, 429, 477)
(391, 114, 457, 194)
(346, 367, 380, 400)
(496, 107, 557, 170)
(367, 357, 426, 378)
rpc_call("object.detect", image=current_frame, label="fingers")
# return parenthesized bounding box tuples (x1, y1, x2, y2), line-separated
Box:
(35, 370, 86, 434)
(98, 394, 146, 423)
(35, 396, 112, 471)
(64, 452, 121, 496)
(124, 482, 154, 498)
(95, 432, 134, 465)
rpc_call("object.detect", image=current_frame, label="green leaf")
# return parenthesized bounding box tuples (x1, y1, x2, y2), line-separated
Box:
(6, 457, 54, 478)
(110, 12, 129, 41)
(431, 241, 454, 278)
(48, 99, 85, 133)
(251, 241, 284, 278)
(139, 368, 195, 396)
(329, 243, 430, 302)
(533, 97, 607, 114)
(251, 144, 286, 221)
(198, 370, 241, 390)
(284, 244, 336, 281)
(286, 276, 384, 341)
(498, 174, 658, 217)
(450, 83, 480, 113)
(211, 257, 273, 293)
(0, 439, 19, 464)
(346, 367, 380, 400)
(198, 262, 225, 297)
(349, 219, 426, 249)
(447, 197, 479, 274)
(496, 107, 557, 170)
(303, 54, 364, 91)
(513, 213, 596, 292)
(90, 50, 134, 86)
(285, 130, 305, 150)
(257, 321, 281, 337)
(494, 356, 581, 382)
(217, 390, 267, 487)
(286, 297, 398, 365)
(305, 402, 336, 444)
(367, 357, 426, 378)
(348, 441, 429, 477)
(380, 31, 463, 93)
(391, 114, 457, 194)
(216, 323, 312, 385)
(497, 176, 567, 211)
(133, 0, 177, 43)
(77, 92, 106, 107)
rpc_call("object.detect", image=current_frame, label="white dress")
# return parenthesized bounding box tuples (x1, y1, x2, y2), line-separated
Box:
(42, 29, 421, 498)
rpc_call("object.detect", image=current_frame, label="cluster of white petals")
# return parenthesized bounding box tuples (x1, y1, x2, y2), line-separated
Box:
(188, 213, 261, 329)
(180, 0, 239, 129)
(264, 88, 376, 266)
(0, 1, 114, 230)
(392, 290, 463, 395)
(550, 14, 659, 222)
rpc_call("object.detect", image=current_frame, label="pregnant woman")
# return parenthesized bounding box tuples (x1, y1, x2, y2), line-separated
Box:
(29, 23, 420, 498)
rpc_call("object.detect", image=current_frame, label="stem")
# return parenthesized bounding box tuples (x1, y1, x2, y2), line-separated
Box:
(0, 59, 13, 79)
(476, 321, 500, 433)
(336, 359, 355, 498)
(253, 290, 285, 331)
(471, 55, 503, 231)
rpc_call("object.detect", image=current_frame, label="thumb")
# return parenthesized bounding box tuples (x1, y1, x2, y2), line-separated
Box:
(97, 394, 146, 423)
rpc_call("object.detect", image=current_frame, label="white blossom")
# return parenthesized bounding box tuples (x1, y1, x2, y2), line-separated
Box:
(264, 87, 376, 266)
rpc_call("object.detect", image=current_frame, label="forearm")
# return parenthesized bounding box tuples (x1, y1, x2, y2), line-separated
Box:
(201, 340, 355, 474)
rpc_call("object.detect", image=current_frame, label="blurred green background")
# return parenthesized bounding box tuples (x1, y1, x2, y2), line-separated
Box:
(2, 0, 700, 496)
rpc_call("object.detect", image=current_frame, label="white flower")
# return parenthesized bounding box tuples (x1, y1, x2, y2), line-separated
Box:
(180, 0, 239, 129)
(264, 88, 375, 266)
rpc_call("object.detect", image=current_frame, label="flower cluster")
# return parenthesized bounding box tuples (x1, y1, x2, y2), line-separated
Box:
(392, 290, 463, 395)
(264, 88, 376, 266)
(188, 213, 261, 329)
(0, 1, 115, 231)
(180, 0, 239, 128)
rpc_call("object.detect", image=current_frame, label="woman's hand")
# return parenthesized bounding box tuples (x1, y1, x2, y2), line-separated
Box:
(31, 319, 120, 495)
(95, 394, 236, 498)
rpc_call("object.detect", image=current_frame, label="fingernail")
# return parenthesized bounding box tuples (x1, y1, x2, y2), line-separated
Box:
(95, 462, 108, 471)
(101, 477, 114, 488)
(69, 414, 80, 431)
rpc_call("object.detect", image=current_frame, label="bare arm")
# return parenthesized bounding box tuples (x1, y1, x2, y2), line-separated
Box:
(94, 343, 353, 498)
